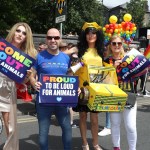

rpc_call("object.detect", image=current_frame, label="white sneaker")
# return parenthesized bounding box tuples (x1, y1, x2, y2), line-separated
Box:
(136, 93, 141, 96)
(98, 127, 111, 136)
(145, 90, 150, 94)
(143, 93, 150, 98)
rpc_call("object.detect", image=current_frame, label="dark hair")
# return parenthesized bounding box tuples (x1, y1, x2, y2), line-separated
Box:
(67, 43, 75, 49)
(77, 29, 104, 60)
(39, 42, 46, 46)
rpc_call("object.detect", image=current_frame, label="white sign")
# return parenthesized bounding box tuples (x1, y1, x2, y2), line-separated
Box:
(147, 29, 150, 39)
(55, 15, 66, 24)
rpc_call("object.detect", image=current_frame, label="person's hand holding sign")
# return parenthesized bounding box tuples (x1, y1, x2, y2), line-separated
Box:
(34, 81, 42, 92)
(114, 59, 122, 68)
(29, 68, 41, 92)
(78, 87, 81, 96)
(23, 70, 32, 83)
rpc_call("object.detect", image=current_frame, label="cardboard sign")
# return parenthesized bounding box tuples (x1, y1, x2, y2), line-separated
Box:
(0, 38, 35, 83)
(87, 83, 127, 112)
(117, 48, 150, 81)
(39, 74, 79, 107)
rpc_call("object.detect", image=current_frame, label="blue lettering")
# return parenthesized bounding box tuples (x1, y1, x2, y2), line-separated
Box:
(122, 67, 129, 73)
(0, 52, 7, 60)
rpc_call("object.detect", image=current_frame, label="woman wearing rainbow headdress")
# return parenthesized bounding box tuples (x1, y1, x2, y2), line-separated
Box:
(105, 35, 137, 150)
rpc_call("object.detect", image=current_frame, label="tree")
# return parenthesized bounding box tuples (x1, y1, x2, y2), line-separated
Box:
(64, 0, 103, 35)
(17, 0, 57, 33)
(0, 0, 56, 35)
(0, 0, 22, 36)
(126, 0, 145, 28)
(0, 0, 103, 35)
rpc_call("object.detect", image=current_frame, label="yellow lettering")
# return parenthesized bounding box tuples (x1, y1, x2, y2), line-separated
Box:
(49, 77, 56, 82)
(5, 47, 14, 55)
(126, 55, 135, 64)
(12, 51, 25, 63)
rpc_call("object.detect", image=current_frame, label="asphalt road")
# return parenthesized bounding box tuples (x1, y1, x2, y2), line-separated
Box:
(0, 81, 150, 150)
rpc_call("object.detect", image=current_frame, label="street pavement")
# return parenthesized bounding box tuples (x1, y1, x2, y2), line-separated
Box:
(0, 82, 150, 150)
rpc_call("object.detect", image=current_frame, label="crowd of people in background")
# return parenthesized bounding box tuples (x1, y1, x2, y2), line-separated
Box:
(37, 42, 48, 53)
(0, 21, 150, 150)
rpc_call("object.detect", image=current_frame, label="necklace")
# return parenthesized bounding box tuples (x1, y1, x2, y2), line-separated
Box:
(109, 55, 123, 65)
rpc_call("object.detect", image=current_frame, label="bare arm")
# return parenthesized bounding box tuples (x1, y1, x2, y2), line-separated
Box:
(63, 47, 78, 56)
(23, 69, 33, 84)
(29, 68, 41, 92)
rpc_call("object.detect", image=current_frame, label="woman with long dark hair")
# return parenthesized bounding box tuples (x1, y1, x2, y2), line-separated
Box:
(73, 22, 104, 150)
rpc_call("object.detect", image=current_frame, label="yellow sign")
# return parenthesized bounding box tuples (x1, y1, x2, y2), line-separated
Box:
(56, 0, 66, 15)
(55, 0, 67, 23)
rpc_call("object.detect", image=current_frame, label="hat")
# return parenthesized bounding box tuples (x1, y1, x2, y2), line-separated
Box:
(82, 22, 101, 32)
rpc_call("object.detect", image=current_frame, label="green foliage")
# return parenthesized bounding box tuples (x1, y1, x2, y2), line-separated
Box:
(63, 0, 103, 35)
(126, 0, 145, 28)
(0, 0, 103, 35)
(0, 0, 56, 35)
(0, 0, 148, 36)
(0, 0, 21, 36)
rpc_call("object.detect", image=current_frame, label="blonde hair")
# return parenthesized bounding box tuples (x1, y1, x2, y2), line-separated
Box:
(107, 35, 125, 57)
(6, 22, 37, 59)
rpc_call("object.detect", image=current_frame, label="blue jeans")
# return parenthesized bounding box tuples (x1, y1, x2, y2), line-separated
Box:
(106, 112, 111, 129)
(36, 102, 72, 150)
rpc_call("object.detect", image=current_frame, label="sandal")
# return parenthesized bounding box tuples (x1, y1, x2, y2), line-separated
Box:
(82, 144, 89, 150)
(93, 145, 103, 150)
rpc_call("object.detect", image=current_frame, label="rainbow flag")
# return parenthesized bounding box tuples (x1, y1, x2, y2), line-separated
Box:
(144, 45, 150, 59)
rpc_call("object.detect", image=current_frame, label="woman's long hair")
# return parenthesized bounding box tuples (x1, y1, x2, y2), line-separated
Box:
(77, 29, 104, 60)
(6, 22, 37, 59)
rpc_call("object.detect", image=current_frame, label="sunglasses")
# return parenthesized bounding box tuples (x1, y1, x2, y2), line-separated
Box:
(47, 36, 60, 40)
(111, 42, 122, 47)
(16, 29, 26, 36)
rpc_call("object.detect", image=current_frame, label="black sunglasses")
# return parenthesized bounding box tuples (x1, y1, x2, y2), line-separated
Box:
(111, 42, 122, 47)
(47, 36, 60, 40)
(16, 29, 26, 36)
